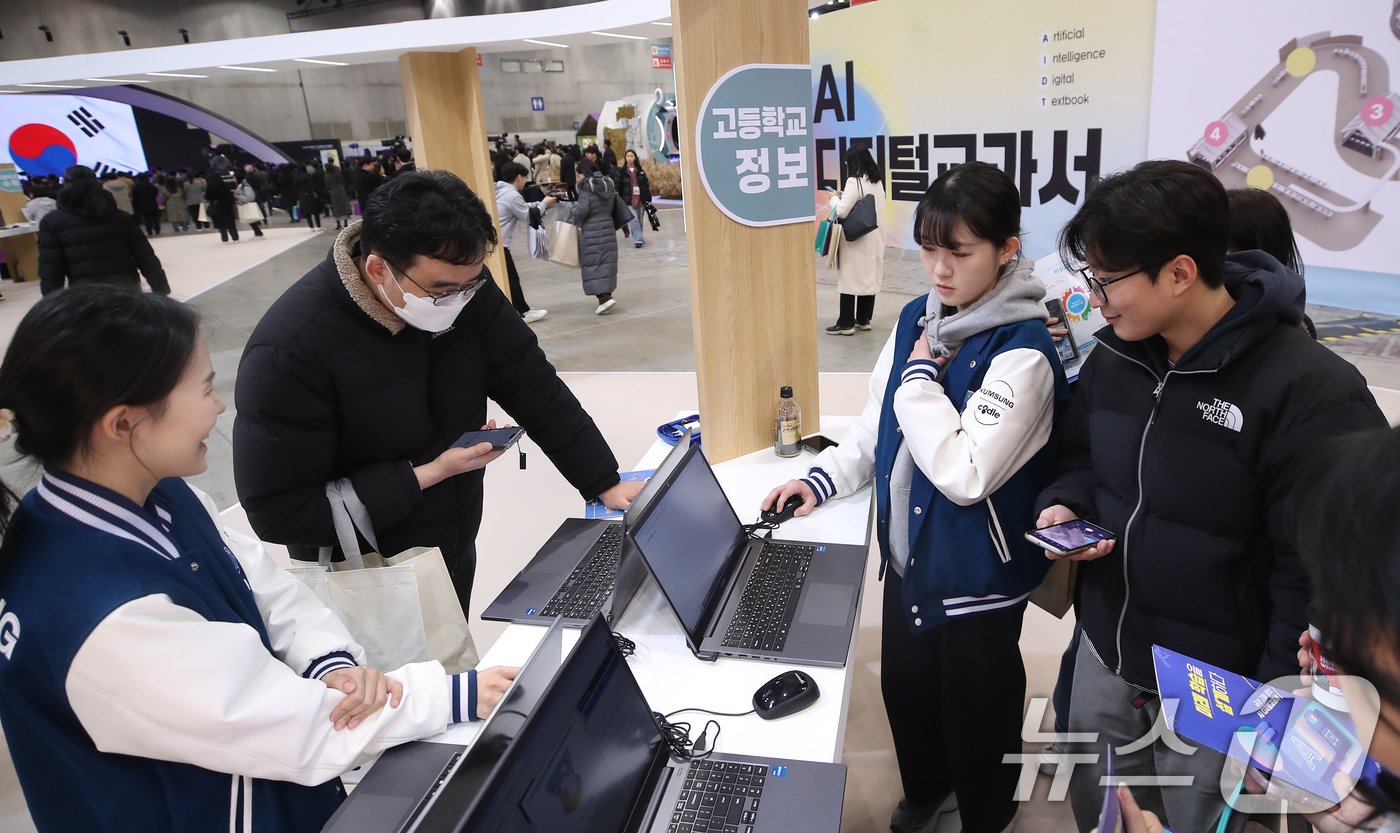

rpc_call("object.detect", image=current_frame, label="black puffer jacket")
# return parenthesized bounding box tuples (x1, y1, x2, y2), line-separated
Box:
(1038, 251, 1385, 689)
(37, 193, 169, 296)
(233, 227, 622, 614)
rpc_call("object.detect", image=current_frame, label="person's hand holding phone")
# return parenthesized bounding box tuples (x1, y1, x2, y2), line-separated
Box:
(1034, 505, 1116, 561)
(414, 419, 508, 491)
(761, 480, 818, 519)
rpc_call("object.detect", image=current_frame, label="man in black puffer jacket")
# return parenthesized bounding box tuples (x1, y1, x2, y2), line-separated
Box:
(234, 171, 642, 619)
(37, 164, 170, 296)
(1032, 161, 1385, 833)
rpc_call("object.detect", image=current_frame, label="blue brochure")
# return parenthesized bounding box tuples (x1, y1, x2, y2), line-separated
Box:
(1151, 644, 1382, 806)
(583, 469, 654, 519)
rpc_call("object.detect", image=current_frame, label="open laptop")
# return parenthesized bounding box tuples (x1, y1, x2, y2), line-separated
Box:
(626, 443, 868, 668)
(321, 619, 568, 833)
(481, 432, 692, 627)
(422, 612, 846, 833)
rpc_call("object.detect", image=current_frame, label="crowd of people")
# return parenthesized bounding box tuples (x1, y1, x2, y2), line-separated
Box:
(486, 137, 658, 322)
(4, 140, 1400, 833)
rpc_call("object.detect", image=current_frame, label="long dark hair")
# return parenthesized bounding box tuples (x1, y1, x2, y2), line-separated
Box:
(0, 287, 200, 546)
(55, 165, 113, 217)
(843, 144, 883, 185)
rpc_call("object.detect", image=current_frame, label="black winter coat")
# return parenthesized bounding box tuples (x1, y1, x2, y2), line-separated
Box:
(613, 164, 652, 206)
(37, 202, 170, 296)
(1037, 252, 1385, 689)
(233, 231, 622, 613)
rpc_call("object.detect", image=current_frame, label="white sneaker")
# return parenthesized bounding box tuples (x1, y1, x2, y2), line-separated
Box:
(595, 299, 617, 315)
(522, 309, 548, 324)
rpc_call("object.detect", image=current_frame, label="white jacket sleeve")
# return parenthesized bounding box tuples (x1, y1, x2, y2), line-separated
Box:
(801, 325, 897, 503)
(892, 347, 1056, 506)
(65, 595, 458, 785)
(831, 176, 864, 219)
(192, 488, 364, 679)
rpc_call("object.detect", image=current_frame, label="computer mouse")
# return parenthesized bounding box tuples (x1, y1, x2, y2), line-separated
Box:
(760, 495, 805, 525)
(752, 670, 820, 720)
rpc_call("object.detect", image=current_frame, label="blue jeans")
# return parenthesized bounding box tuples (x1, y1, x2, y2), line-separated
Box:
(629, 205, 645, 244)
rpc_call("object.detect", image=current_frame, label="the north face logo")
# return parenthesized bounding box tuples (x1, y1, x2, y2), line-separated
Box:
(1197, 398, 1243, 432)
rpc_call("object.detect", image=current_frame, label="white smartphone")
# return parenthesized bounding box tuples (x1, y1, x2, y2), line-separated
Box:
(1024, 519, 1115, 557)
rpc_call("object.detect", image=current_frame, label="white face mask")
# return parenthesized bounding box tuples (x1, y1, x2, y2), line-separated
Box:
(375, 261, 479, 333)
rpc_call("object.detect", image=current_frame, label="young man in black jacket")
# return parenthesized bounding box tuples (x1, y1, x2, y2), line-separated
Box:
(233, 171, 642, 617)
(1032, 160, 1385, 832)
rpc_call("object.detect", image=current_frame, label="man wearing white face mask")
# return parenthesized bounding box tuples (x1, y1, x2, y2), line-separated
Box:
(233, 170, 643, 617)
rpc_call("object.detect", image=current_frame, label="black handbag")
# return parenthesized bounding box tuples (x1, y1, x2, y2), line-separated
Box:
(838, 179, 878, 241)
(645, 202, 660, 231)
(611, 193, 633, 232)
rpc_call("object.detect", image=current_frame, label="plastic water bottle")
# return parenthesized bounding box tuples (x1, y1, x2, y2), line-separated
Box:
(774, 386, 801, 457)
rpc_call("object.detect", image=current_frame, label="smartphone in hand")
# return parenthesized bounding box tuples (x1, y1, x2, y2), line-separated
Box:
(1025, 519, 1115, 557)
(452, 426, 525, 451)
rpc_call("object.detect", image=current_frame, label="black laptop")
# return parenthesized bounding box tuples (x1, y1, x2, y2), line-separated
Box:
(320, 618, 568, 833)
(415, 613, 847, 833)
(626, 443, 868, 668)
(481, 431, 692, 627)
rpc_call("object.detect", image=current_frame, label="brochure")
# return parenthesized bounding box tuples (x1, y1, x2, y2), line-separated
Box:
(1151, 644, 1382, 807)
(583, 469, 655, 519)
(1032, 251, 1106, 382)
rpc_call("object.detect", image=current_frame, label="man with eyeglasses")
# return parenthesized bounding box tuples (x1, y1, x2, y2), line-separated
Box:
(233, 170, 643, 619)
(1029, 160, 1384, 832)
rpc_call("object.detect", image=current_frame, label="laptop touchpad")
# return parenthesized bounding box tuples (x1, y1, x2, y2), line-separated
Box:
(797, 583, 853, 628)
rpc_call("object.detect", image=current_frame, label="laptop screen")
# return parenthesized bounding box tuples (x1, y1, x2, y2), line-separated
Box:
(627, 445, 744, 641)
(462, 618, 666, 832)
(408, 621, 566, 832)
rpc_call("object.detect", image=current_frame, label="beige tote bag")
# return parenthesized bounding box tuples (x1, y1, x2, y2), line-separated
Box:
(285, 479, 478, 673)
(549, 219, 581, 268)
(1028, 558, 1078, 619)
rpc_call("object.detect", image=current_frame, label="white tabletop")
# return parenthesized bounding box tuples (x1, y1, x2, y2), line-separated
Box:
(427, 415, 873, 765)
(0, 224, 36, 240)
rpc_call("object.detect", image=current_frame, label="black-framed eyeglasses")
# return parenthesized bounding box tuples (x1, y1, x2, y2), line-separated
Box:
(382, 258, 487, 306)
(1074, 267, 1147, 304)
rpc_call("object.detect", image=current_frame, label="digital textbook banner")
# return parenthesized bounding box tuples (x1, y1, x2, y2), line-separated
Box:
(808, 0, 1157, 262)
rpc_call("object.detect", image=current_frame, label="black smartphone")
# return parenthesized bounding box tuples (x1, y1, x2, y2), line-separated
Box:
(452, 426, 525, 450)
(800, 434, 839, 453)
(1045, 299, 1080, 364)
(1024, 519, 1115, 557)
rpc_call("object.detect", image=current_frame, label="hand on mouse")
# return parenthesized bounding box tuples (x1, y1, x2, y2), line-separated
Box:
(761, 480, 817, 518)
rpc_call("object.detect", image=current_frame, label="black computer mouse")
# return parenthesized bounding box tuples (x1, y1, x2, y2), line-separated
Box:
(752, 670, 820, 720)
(760, 495, 805, 525)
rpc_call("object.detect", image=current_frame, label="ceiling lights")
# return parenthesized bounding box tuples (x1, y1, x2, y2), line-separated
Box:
(523, 38, 569, 48)
(217, 65, 277, 72)
(146, 71, 208, 78)
(85, 77, 149, 84)
(590, 31, 647, 40)
(293, 58, 349, 66)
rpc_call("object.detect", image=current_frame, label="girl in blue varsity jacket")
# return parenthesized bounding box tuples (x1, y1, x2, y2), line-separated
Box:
(0, 287, 516, 833)
(763, 162, 1069, 833)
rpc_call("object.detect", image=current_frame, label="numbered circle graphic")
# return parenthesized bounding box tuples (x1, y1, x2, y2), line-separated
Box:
(8, 124, 77, 177)
(1286, 47, 1317, 77)
(1204, 120, 1230, 148)
(1245, 165, 1275, 191)
(1362, 96, 1395, 128)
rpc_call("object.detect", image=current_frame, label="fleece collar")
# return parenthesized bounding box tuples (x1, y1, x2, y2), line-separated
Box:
(332, 223, 405, 335)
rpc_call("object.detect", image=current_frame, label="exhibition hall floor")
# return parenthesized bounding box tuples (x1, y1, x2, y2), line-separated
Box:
(1, 213, 1398, 833)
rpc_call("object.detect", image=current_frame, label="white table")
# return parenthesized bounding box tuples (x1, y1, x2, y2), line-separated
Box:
(427, 415, 874, 765)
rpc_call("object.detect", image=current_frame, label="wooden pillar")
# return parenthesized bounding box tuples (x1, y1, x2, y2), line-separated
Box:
(399, 48, 510, 299)
(672, 0, 819, 462)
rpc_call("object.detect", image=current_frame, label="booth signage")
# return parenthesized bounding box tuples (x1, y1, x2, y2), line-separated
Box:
(651, 43, 673, 69)
(531, 97, 545, 112)
(0, 169, 20, 193)
(694, 64, 812, 227)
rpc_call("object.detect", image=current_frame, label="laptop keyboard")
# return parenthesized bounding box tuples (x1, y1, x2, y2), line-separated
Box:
(540, 523, 624, 619)
(721, 542, 814, 653)
(669, 759, 769, 833)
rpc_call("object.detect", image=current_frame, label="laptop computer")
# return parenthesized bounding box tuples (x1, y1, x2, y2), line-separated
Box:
(625, 443, 868, 668)
(321, 618, 568, 833)
(481, 431, 694, 627)
(419, 612, 846, 833)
